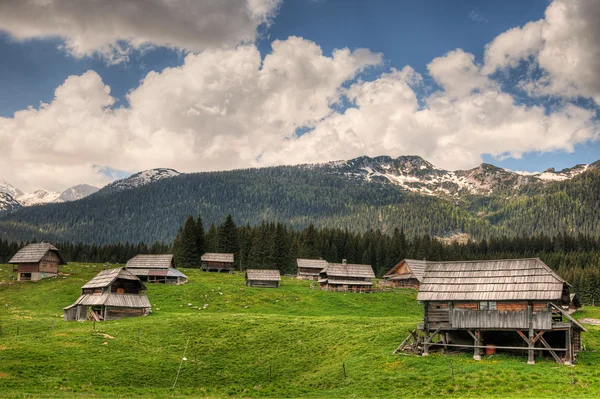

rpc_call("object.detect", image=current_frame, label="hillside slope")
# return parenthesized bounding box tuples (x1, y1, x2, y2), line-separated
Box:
(1, 157, 599, 244)
(1, 263, 599, 398)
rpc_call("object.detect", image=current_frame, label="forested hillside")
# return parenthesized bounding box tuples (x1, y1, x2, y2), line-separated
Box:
(0, 159, 599, 244)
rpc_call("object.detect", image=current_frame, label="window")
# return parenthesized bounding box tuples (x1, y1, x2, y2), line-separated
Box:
(479, 301, 497, 310)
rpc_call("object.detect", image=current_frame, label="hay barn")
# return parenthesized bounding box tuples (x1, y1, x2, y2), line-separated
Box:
(9, 243, 66, 281)
(64, 268, 151, 321)
(201, 253, 234, 272)
(246, 269, 281, 288)
(383, 259, 426, 288)
(296, 258, 329, 280)
(125, 254, 187, 284)
(319, 260, 375, 292)
(396, 258, 586, 364)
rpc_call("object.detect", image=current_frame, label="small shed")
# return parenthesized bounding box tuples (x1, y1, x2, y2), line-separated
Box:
(201, 253, 234, 272)
(125, 254, 187, 284)
(296, 258, 329, 280)
(9, 243, 67, 281)
(246, 269, 281, 288)
(383, 259, 427, 288)
(319, 260, 375, 292)
(64, 267, 151, 321)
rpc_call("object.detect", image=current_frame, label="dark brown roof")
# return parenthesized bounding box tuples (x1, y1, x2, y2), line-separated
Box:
(82, 268, 144, 289)
(8, 243, 66, 265)
(246, 269, 281, 281)
(126, 254, 174, 269)
(201, 253, 234, 263)
(417, 258, 567, 301)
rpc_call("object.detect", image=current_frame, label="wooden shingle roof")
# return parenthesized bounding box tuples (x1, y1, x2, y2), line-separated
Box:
(65, 293, 151, 309)
(82, 268, 143, 289)
(201, 253, 234, 263)
(383, 259, 427, 282)
(246, 269, 281, 281)
(324, 263, 375, 279)
(417, 258, 567, 302)
(296, 258, 329, 270)
(8, 243, 66, 265)
(126, 254, 174, 269)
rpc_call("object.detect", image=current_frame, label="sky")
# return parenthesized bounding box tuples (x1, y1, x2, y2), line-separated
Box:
(0, 0, 599, 191)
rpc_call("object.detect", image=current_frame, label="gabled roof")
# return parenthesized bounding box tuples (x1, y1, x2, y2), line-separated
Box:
(296, 258, 329, 270)
(417, 258, 567, 302)
(201, 253, 234, 263)
(383, 259, 427, 282)
(126, 254, 174, 269)
(323, 263, 375, 279)
(246, 269, 281, 281)
(8, 243, 66, 265)
(82, 267, 144, 289)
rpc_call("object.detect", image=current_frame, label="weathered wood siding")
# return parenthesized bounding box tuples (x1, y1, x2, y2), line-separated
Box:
(104, 307, 146, 321)
(39, 251, 60, 273)
(451, 309, 553, 330)
(247, 280, 279, 288)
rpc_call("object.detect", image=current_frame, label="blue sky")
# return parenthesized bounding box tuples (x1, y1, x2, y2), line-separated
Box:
(0, 0, 599, 190)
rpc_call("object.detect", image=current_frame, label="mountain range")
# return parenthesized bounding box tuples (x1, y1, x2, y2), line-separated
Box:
(0, 155, 599, 244)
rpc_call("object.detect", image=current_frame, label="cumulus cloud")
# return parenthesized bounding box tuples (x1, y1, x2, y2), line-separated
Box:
(0, 0, 281, 63)
(3, 37, 598, 192)
(0, 37, 383, 191)
(484, 0, 600, 104)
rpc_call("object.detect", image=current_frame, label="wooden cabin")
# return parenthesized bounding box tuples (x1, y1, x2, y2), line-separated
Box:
(383, 259, 426, 288)
(9, 243, 66, 281)
(201, 253, 234, 272)
(398, 258, 586, 364)
(125, 254, 187, 284)
(319, 260, 375, 292)
(63, 268, 151, 321)
(246, 269, 281, 288)
(296, 258, 329, 280)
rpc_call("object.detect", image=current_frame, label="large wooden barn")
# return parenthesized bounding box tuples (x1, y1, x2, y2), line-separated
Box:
(397, 258, 586, 364)
(201, 253, 234, 272)
(319, 260, 375, 292)
(383, 259, 427, 288)
(296, 258, 329, 280)
(246, 269, 281, 288)
(63, 268, 151, 321)
(9, 243, 66, 281)
(125, 254, 187, 284)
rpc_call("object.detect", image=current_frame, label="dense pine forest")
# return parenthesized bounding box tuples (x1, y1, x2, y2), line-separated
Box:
(1, 161, 599, 244)
(2, 214, 600, 304)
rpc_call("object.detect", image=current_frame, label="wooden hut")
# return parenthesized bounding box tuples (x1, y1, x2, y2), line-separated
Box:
(9, 243, 66, 281)
(397, 258, 586, 364)
(382, 259, 426, 288)
(63, 268, 151, 321)
(125, 254, 187, 284)
(201, 253, 234, 272)
(296, 258, 329, 280)
(246, 269, 281, 288)
(319, 260, 375, 292)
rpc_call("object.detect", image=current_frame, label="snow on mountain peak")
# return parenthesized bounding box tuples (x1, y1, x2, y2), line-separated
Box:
(101, 168, 181, 194)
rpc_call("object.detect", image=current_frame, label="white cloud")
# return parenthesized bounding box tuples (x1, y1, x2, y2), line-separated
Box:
(0, 0, 281, 63)
(484, 0, 600, 104)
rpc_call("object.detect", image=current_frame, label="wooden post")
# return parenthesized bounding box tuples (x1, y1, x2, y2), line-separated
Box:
(342, 362, 346, 379)
(137, 328, 140, 343)
(527, 304, 535, 365)
(473, 330, 481, 361)
(17, 326, 19, 336)
(449, 360, 454, 381)
(565, 327, 572, 366)
(423, 302, 430, 356)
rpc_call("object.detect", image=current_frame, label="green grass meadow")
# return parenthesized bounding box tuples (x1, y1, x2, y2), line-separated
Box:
(1, 263, 600, 398)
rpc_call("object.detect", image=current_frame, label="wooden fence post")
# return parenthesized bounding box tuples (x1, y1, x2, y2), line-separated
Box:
(343, 362, 346, 379)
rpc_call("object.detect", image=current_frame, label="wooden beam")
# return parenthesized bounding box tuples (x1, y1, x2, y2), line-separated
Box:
(466, 329, 477, 341)
(532, 331, 545, 344)
(516, 330, 530, 345)
(538, 336, 563, 364)
(394, 330, 416, 354)
(424, 327, 442, 344)
(427, 342, 567, 352)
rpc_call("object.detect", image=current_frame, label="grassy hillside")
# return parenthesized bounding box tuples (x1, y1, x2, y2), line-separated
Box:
(1, 264, 600, 398)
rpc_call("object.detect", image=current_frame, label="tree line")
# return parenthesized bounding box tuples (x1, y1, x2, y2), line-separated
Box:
(2, 216, 600, 304)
